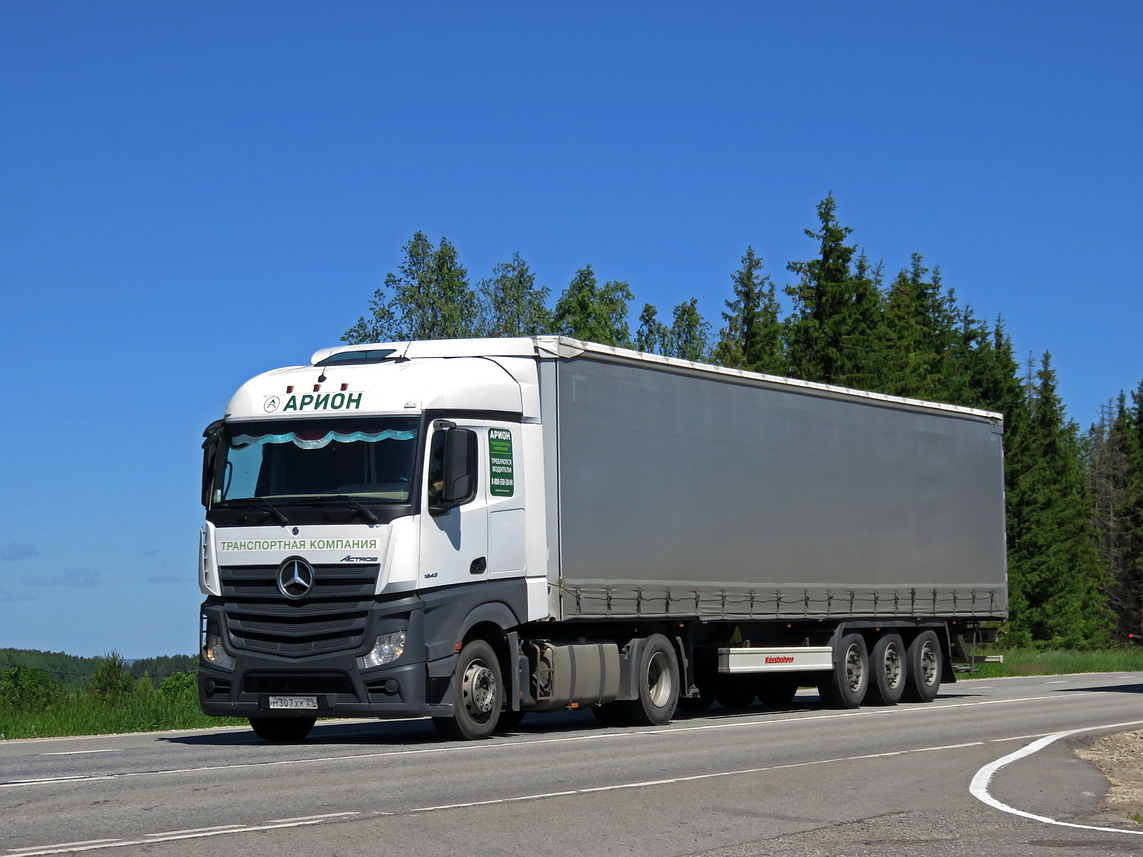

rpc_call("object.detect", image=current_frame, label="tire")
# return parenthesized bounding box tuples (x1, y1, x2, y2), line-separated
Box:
(619, 634, 679, 726)
(817, 632, 869, 709)
(714, 676, 757, 709)
(903, 630, 942, 703)
(249, 716, 316, 743)
(433, 639, 503, 739)
(757, 675, 800, 707)
(866, 634, 906, 706)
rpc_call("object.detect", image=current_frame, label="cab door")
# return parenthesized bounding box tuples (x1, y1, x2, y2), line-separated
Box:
(419, 421, 490, 589)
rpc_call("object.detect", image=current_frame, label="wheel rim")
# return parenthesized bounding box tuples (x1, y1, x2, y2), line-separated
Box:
(844, 643, 865, 693)
(919, 642, 938, 687)
(461, 659, 497, 721)
(882, 643, 902, 689)
(646, 650, 672, 707)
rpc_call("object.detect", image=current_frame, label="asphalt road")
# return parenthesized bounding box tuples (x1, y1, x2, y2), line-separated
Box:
(3, 672, 1142, 857)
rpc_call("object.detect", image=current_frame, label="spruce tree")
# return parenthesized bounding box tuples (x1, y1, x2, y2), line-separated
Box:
(1006, 353, 1110, 648)
(1088, 395, 1139, 639)
(879, 254, 960, 401)
(666, 298, 711, 362)
(712, 247, 784, 374)
(784, 196, 881, 388)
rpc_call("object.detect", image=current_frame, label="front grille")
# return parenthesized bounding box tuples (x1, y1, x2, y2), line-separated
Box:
(244, 671, 355, 694)
(220, 564, 379, 657)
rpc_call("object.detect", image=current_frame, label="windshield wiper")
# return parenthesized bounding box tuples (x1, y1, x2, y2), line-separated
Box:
(319, 495, 379, 524)
(254, 497, 290, 524)
(214, 496, 292, 524)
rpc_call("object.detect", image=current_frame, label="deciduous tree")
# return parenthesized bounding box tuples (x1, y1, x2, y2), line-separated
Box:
(344, 232, 480, 343)
(552, 265, 633, 347)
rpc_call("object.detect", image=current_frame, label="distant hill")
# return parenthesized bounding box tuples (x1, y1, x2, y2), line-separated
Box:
(0, 648, 196, 691)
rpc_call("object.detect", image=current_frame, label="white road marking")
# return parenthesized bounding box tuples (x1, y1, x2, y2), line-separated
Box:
(970, 719, 1143, 837)
(10, 709, 1138, 856)
(405, 740, 986, 813)
(7, 841, 121, 853)
(43, 750, 120, 757)
(0, 693, 1080, 791)
(5, 814, 359, 856)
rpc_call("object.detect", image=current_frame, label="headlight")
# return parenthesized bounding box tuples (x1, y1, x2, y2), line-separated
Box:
(357, 631, 407, 669)
(201, 622, 236, 670)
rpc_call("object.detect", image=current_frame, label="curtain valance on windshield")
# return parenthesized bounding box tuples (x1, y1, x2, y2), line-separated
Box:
(230, 428, 416, 451)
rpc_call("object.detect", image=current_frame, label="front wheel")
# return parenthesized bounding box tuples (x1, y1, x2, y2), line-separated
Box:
(249, 716, 316, 743)
(433, 639, 503, 740)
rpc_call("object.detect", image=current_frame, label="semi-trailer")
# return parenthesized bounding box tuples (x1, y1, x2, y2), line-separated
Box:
(198, 336, 1007, 741)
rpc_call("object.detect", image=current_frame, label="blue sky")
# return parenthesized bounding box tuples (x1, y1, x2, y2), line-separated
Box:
(2, 2, 1140, 658)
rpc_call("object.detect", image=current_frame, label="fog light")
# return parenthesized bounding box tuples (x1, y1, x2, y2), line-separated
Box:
(202, 633, 236, 670)
(358, 631, 407, 669)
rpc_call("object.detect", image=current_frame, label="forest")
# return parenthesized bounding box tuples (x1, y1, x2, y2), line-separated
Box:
(345, 195, 1143, 650)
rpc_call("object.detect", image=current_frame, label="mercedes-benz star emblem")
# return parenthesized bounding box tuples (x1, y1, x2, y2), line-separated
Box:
(277, 557, 315, 599)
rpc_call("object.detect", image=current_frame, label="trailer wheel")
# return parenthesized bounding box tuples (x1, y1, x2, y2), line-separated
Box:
(903, 630, 942, 703)
(817, 633, 868, 708)
(757, 676, 800, 707)
(866, 634, 906, 706)
(249, 716, 316, 743)
(620, 634, 679, 725)
(433, 639, 503, 739)
(714, 676, 757, 709)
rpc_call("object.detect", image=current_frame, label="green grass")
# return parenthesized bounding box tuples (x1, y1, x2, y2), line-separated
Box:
(962, 647, 1143, 679)
(0, 693, 240, 740)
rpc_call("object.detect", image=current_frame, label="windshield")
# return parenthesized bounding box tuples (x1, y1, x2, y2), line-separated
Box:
(211, 417, 419, 505)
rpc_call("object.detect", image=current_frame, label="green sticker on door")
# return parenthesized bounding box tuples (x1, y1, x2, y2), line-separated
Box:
(488, 429, 514, 497)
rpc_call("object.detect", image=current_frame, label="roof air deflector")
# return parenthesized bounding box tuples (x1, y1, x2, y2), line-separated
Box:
(314, 348, 398, 367)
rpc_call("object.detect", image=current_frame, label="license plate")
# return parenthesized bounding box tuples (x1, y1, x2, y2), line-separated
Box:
(268, 695, 318, 710)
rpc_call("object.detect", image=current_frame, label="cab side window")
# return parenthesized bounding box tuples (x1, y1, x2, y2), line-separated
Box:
(427, 428, 478, 509)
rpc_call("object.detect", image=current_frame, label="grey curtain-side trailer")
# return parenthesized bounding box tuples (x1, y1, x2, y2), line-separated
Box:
(198, 337, 1007, 741)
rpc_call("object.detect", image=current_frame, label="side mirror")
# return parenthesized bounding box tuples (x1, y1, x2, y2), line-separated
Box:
(201, 420, 224, 508)
(431, 427, 477, 514)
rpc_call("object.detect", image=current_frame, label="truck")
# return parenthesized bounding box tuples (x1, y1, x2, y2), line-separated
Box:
(198, 336, 1007, 741)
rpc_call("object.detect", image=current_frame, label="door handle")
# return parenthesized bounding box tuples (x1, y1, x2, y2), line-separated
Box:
(469, 557, 487, 575)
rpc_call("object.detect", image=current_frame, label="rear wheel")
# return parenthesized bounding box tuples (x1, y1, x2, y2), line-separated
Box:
(817, 633, 868, 709)
(619, 634, 679, 725)
(903, 630, 942, 703)
(866, 634, 906, 706)
(433, 639, 503, 739)
(249, 716, 316, 743)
